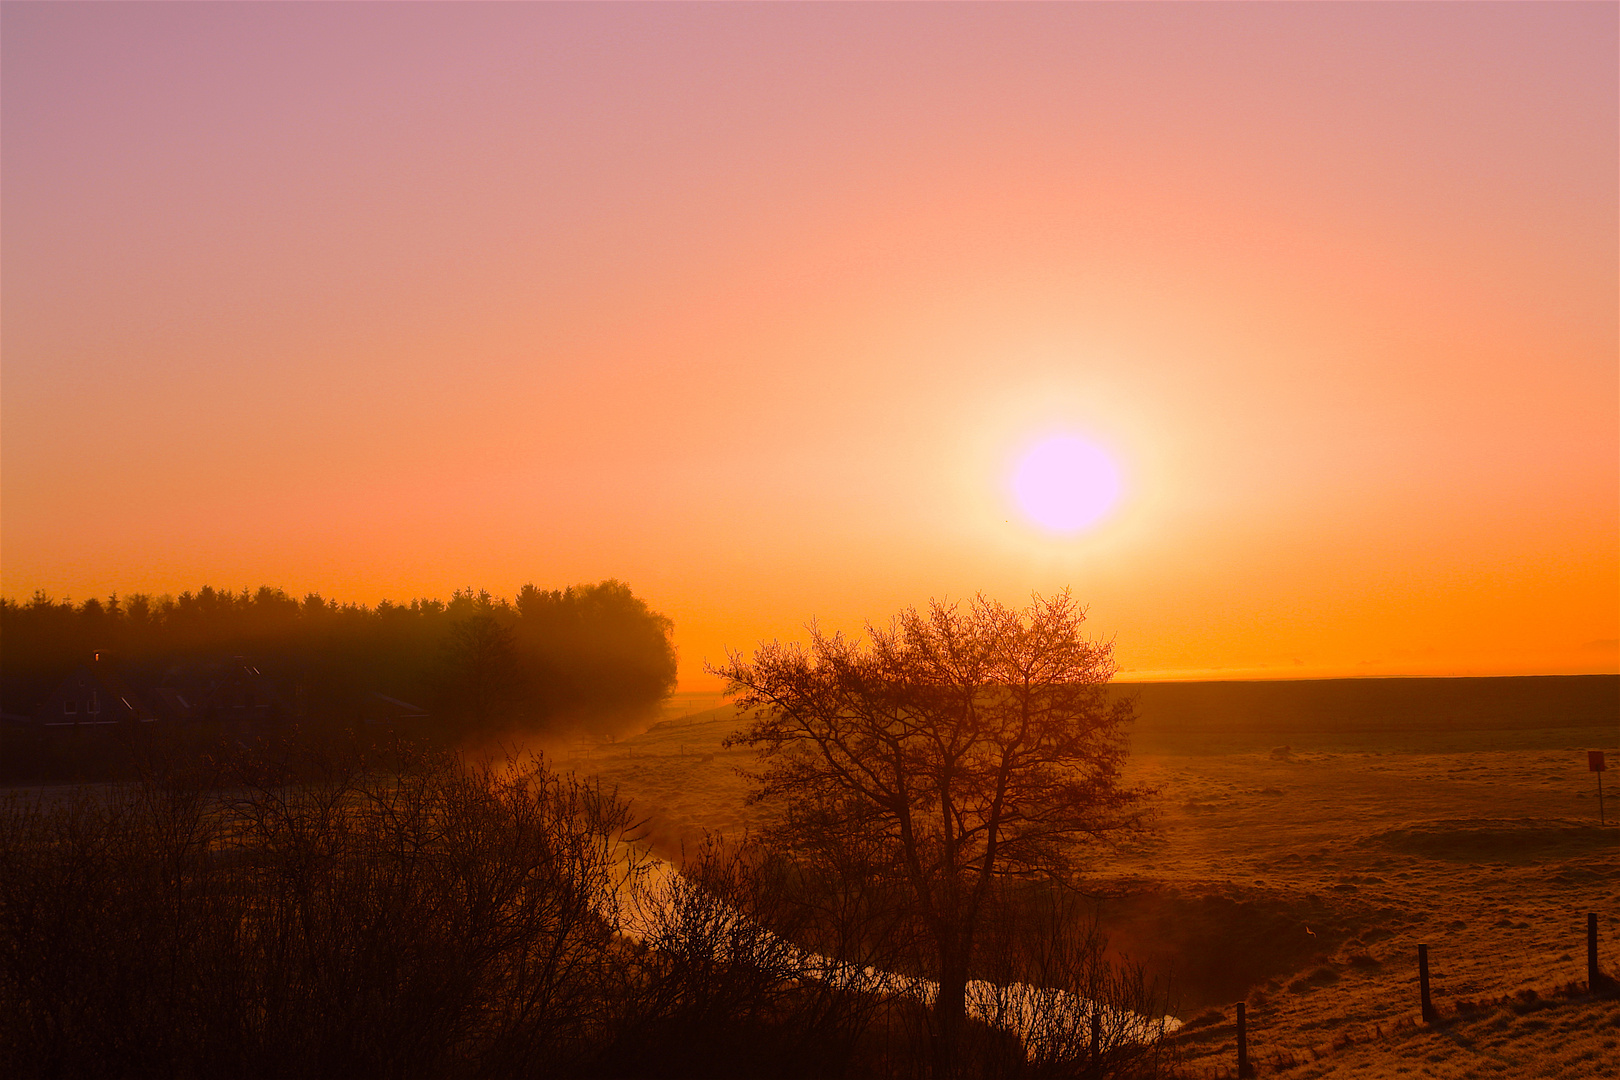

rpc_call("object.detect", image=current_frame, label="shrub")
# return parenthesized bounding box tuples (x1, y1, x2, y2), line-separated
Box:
(0, 740, 639, 1079)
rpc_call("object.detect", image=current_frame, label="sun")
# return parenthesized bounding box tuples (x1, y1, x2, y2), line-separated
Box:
(1010, 435, 1122, 535)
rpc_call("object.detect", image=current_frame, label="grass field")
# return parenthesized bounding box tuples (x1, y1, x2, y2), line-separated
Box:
(568, 676, 1620, 1078)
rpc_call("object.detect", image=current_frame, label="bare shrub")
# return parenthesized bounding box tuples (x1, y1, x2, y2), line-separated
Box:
(599, 833, 916, 1078)
(972, 886, 1180, 1079)
(0, 739, 640, 1079)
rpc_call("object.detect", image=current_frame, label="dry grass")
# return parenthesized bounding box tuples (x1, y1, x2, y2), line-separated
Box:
(564, 702, 766, 850)
(575, 681, 1620, 1078)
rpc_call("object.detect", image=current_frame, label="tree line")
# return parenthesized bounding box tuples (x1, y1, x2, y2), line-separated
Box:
(0, 580, 677, 738)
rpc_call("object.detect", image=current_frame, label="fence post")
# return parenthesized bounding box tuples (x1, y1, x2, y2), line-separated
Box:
(1590, 912, 1606, 992)
(1090, 1010, 1101, 1078)
(1419, 944, 1436, 1022)
(1236, 1001, 1254, 1078)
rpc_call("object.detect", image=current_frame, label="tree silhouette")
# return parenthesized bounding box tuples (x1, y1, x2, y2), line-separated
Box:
(1, 580, 676, 743)
(442, 613, 523, 730)
(713, 591, 1148, 1072)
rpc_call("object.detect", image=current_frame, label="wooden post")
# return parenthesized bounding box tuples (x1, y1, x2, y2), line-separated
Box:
(1589, 912, 1602, 992)
(1591, 751, 1607, 826)
(1419, 944, 1436, 1022)
(1236, 1001, 1254, 1078)
(1090, 1010, 1102, 1078)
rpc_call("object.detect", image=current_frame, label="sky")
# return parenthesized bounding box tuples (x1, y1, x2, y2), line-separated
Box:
(3, 3, 1616, 687)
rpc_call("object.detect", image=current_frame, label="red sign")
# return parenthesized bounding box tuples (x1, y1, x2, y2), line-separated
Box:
(1591, 751, 1607, 773)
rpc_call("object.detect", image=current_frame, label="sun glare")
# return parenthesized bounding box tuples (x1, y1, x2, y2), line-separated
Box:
(1010, 435, 1122, 535)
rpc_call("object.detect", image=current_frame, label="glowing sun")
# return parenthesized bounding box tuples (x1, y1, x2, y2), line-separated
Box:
(1010, 435, 1122, 534)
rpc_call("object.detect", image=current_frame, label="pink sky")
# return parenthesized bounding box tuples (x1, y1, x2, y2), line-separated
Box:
(4, 3, 1615, 687)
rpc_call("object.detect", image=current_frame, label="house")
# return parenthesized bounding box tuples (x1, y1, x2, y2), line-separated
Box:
(35, 656, 155, 727)
(363, 692, 430, 725)
(149, 656, 293, 725)
(31, 654, 296, 731)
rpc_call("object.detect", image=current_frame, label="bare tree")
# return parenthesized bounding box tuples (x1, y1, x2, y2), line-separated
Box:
(712, 591, 1149, 1071)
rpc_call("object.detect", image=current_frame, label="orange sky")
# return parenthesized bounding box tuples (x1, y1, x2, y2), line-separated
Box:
(3, 4, 1616, 687)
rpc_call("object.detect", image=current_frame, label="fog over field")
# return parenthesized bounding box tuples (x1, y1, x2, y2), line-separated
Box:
(579, 676, 1619, 1078)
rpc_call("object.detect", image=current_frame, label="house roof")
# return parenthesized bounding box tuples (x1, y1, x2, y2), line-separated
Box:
(36, 660, 156, 724)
